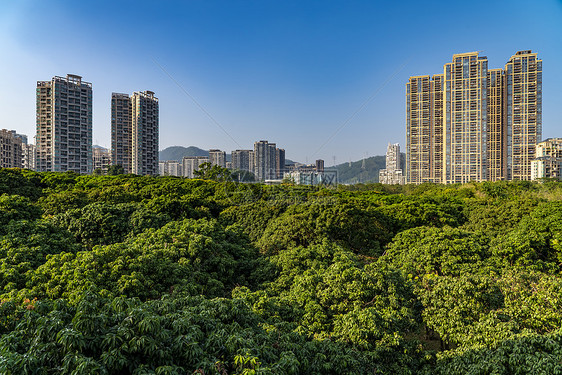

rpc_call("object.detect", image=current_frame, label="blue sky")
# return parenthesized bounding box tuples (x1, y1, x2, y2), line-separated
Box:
(0, 0, 561, 164)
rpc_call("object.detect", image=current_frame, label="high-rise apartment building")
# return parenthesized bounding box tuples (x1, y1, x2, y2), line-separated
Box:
(231, 150, 253, 171)
(209, 149, 226, 168)
(36, 74, 93, 173)
(505, 51, 542, 180)
(11, 131, 33, 170)
(111, 91, 159, 175)
(406, 51, 542, 184)
(443, 52, 488, 184)
(0, 129, 23, 168)
(487, 68, 505, 181)
(23, 143, 36, 171)
(159, 160, 182, 176)
(406, 75, 444, 183)
(406, 76, 429, 184)
(253, 140, 284, 181)
(253, 141, 272, 181)
(276, 148, 286, 178)
(316, 159, 325, 173)
(182, 156, 209, 178)
(111, 93, 132, 173)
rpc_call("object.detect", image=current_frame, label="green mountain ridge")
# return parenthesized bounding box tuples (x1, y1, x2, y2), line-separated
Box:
(159, 146, 209, 161)
(328, 153, 406, 184)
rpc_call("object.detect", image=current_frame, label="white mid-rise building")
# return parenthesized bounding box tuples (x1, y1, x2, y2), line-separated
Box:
(379, 143, 405, 185)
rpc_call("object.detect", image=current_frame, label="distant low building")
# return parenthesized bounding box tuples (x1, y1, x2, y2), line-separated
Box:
(93, 146, 111, 174)
(0, 129, 23, 168)
(182, 156, 209, 178)
(531, 138, 562, 181)
(11, 131, 35, 170)
(231, 149, 253, 172)
(159, 160, 182, 176)
(23, 143, 36, 171)
(209, 149, 226, 168)
(283, 169, 337, 186)
(379, 143, 405, 184)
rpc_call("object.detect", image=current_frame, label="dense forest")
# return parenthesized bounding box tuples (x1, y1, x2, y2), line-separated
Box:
(0, 168, 562, 374)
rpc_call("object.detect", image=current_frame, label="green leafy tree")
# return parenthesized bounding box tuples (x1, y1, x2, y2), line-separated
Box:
(107, 164, 125, 175)
(194, 163, 233, 182)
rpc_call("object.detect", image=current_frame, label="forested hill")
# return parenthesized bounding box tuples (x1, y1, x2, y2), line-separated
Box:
(1, 167, 562, 374)
(330, 153, 405, 184)
(159, 146, 208, 161)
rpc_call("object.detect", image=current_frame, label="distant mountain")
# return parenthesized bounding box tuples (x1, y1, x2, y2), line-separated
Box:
(327, 153, 406, 184)
(159, 146, 208, 161)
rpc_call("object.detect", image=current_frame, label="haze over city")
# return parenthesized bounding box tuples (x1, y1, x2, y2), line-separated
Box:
(0, 0, 561, 164)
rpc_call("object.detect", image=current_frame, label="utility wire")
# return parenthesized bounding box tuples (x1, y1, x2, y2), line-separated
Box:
(151, 57, 242, 149)
(311, 58, 410, 157)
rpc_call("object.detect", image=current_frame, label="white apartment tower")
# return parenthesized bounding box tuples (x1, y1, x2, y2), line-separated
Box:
(253, 140, 284, 181)
(36, 74, 93, 173)
(111, 91, 159, 175)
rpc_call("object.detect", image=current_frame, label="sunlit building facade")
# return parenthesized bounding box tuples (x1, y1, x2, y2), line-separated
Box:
(111, 91, 159, 175)
(0, 129, 23, 168)
(36, 74, 93, 173)
(379, 143, 405, 185)
(406, 51, 542, 184)
(505, 50, 542, 181)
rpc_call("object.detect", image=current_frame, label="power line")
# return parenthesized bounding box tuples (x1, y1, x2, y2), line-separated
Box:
(151, 57, 242, 149)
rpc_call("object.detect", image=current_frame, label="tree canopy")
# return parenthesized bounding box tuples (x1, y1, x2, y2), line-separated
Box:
(0, 168, 561, 373)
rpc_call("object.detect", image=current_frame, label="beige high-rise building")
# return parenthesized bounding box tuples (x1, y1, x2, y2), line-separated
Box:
(36, 74, 93, 173)
(0, 129, 23, 168)
(111, 91, 159, 175)
(406, 75, 437, 183)
(487, 68, 505, 181)
(431, 74, 445, 182)
(443, 52, 488, 184)
(406, 50, 542, 184)
(505, 50, 542, 181)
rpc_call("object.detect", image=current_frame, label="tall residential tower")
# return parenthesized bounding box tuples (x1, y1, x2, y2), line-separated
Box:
(36, 74, 93, 173)
(111, 91, 159, 175)
(406, 51, 542, 184)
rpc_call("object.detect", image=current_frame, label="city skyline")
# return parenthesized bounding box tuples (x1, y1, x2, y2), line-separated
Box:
(0, 1, 561, 164)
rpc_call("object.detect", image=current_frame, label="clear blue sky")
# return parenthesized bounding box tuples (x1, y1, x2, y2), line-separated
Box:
(1, 0, 561, 164)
